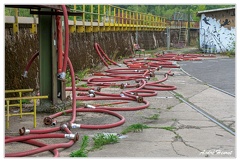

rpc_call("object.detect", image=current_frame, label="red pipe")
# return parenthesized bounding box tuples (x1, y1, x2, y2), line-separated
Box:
(56, 14, 63, 73)
(61, 5, 69, 74)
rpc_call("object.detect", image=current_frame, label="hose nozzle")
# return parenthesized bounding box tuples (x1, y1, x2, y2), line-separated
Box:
(22, 71, 28, 78)
(57, 72, 66, 81)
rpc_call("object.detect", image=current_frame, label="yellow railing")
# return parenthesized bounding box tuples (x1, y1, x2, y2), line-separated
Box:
(5, 89, 48, 129)
(69, 5, 167, 33)
(5, 5, 199, 33)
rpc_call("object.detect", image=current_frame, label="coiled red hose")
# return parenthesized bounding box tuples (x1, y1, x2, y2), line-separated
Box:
(94, 43, 120, 69)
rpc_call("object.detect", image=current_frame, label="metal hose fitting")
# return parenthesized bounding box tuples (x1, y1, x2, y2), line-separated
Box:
(19, 127, 30, 136)
(84, 104, 96, 109)
(43, 117, 53, 125)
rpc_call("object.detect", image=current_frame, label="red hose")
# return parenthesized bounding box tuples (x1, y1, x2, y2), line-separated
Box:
(94, 43, 120, 68)
(61, 5, 69, 73)
(5, 136, 59, 157)
(22, 51, 39, 77)
(5, 140, 74, 157)
(56, 14, 63, 73)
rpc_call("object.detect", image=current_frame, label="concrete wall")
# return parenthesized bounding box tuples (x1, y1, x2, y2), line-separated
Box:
(5, 27, 199, 92)
(5, 29, 169, 92)
(199, 9, 235, 53)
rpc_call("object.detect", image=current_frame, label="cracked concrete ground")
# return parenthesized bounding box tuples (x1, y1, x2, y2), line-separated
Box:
(4, 54, 235, 158)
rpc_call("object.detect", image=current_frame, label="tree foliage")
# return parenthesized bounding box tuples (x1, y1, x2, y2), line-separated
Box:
(5, 4, 234, 22)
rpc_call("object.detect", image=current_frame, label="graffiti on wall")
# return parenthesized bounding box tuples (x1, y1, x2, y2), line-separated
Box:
(199, 12, 235, 53)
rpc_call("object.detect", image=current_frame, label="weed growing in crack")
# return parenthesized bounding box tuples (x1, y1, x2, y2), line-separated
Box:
(121, 123, 149, 134)
(70, 135, 89, 157)
(160, 126, 176, 131)
(91, 133, 119, 150)
(144, 114, 159, 120)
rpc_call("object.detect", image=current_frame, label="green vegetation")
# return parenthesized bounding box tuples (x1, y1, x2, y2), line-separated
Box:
(117, 5, 234, 21)
(5, 5, 234, 22)
(76, 68, 90, 82)
(70, 135, 89, 157)
(91, 133, 119, 150)
(121, 123, 149, 134)
(160, 126, 176, 131)
(144, 114, 159, 120)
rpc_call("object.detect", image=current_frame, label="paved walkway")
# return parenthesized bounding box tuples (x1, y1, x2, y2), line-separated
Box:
(5, 54, 236, 158)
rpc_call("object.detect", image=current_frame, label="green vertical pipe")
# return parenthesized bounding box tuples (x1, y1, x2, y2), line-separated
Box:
(39, 9, 53, 102)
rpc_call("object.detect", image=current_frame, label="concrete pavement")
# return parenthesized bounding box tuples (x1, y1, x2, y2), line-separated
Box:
(5, 54, 236, 158)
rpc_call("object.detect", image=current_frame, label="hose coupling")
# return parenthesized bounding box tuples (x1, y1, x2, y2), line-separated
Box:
(43, 117, 53, 125)
(65, 133, 79, 142)
(117, 64, 122, 67)
(145, 76, 150, 80)
(150, 72, 155, 77)
(51, 120, 57, 126)
(136, 96, 144, 103)
(22, 71, 28, 78)
(120, 93, 125, 97)
(84, 104, 96, 109)
(120, 83, 127, 89)
(130, 92, 138, 95)
(159, 66, 162, 69)
(19, 127, 30, 136)
(70, 123, 81, 129)
(60, 123, 68, 130)
(57, 72, 66, 81)
(88, 89, 95, 94)
(95, 87, 101, 92)
(88, 93, 95, 97)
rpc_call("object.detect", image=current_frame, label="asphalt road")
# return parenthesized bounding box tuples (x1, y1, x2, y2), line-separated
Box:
(178, 57, 235, 96)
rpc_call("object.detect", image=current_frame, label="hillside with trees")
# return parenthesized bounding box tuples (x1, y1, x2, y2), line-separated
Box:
(5, 4, 234, 22)
(117, 5, 235, 21)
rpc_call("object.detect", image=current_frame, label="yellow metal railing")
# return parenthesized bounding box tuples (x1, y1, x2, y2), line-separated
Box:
(5, 89, 48, 129)
(5, 5, 199, 34)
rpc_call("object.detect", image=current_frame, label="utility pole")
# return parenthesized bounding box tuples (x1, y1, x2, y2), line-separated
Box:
(187, 5, 191, 46)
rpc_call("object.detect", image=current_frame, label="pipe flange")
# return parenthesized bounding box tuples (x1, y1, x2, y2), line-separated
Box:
(43, 117, 52, 125)
(74, 133, 79, 142)
(136, 96, 144, 103)
(19, 127, 25, 136)
(19, 127, 30, 135)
